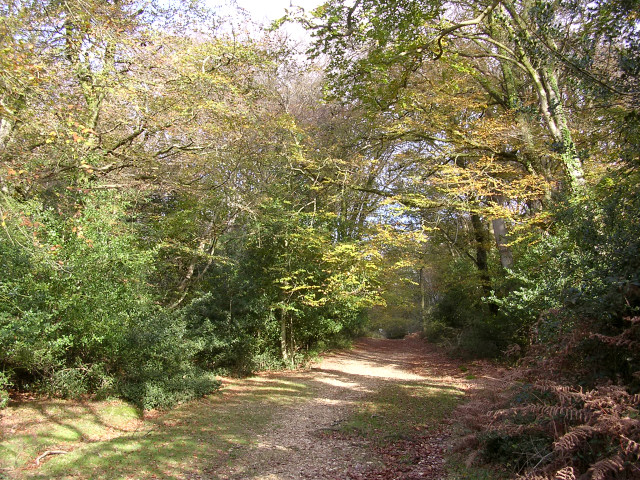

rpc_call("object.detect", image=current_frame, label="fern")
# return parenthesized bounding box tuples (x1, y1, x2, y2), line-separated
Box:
(591, 333, 639, 350)
(620, 435, 640, 460)
(469, 313, 640, 479)
(554, 466, 576, 480)
(493, 404, 593, 423)
(587, 455, 625, 480)
(553, 425, 596, 453)
(516, 468, 575, 480)
(485, 383, 640, 479)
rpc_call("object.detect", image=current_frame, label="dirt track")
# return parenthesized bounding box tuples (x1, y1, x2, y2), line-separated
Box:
(1, 336, 482, 480)
(217, 336, 471, 480)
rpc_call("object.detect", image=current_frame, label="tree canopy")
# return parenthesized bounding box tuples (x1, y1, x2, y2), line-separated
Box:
(1, 4, 638, 469)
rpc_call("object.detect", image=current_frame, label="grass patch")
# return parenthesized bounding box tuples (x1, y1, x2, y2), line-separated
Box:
(0, 399, 141, 474)
(336, 376, 507, 480)
(339, 381, 464, 444)
(1, 376, 312, 479)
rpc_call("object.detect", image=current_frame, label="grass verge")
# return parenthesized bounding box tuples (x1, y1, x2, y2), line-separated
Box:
(339, 381, 464, 444)
(1, 376, 312, 479)
(337, 378, 509, 480)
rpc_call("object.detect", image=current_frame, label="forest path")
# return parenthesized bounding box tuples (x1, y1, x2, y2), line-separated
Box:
(216, 336, 470, 480)
(4, 337, 478, 480)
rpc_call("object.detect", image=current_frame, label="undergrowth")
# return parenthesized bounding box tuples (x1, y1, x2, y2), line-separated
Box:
(455, 317, 640, 479)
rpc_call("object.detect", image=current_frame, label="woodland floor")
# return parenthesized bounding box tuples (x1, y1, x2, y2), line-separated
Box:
(1, 336, 505, 479)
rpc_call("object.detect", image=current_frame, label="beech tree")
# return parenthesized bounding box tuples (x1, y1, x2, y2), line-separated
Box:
(305, 0, 592, 192)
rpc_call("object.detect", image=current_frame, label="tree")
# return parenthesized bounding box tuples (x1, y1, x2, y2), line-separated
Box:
(306, 0, 590, 193)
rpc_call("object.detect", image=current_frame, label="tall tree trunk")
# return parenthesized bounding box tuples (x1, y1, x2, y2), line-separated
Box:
(489, 197, 513, 269)
(419, 266, 426, 315)
(470, 214, 497, 313)
(543, 70, 585, 192)
(500, 1, 586, 194)
(280, 308, 289, 361)
(170, 222, 216, 309)
(491, 217, 513, 269)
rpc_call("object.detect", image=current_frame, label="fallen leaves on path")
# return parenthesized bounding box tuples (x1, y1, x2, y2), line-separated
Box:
(216, 335, 493, 480)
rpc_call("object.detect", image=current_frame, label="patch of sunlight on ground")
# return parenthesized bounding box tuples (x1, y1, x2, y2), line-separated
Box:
(314, 397, 357, 406)
(314, 376, 363, 389)
(321, 362, 426, 381)
(255, 442, 289, 451)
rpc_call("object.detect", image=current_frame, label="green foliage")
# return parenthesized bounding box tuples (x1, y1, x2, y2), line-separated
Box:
(423, 258, 516, 358)
(0, 370, 11, 409)
(175, 201, 377, 372)
(431, 276, 480, 331)
(455, 320, 504, 359)
(310, 0, 443, 105)
(492, 169, 640, 382)
(0, 191, 220, 408)
(1, 192, 151, 384)
(367, 258, 424, 339)
(480, 431, 552, 473)
(423, 320, 456, 343)
(45, 366, 101, 399)
(119, 373, 219, 411)
(461, 165, 640, 477)
(0, 0, 633, 424)
(116, 311, 221, 410)
(181, 293, 258, 374)
(445, 458, 508, 480)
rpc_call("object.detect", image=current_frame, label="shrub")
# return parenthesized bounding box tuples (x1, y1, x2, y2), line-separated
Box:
(0, 370, 12, 409)
(424, 257, 520, 357)
(45, 367, 91, 398)
(423, 320, 457, 343)
(119, 372, 220, 411)
(0, 192, 221, 408)
(456, 324, 501, 359)
(485, 382, 640, 479)
(181, 293, 258, 374)
(480, 431, 552, 473)
(384, 323, 409, 339)
(116, 311, 221, 409)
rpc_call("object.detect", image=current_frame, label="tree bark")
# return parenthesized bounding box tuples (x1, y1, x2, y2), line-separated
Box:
(0, 117, 12, 151)
(470, 213, 493, 298)
(491, 217, 513, 269)
(499, 1, 586, 193)
(419, 266, 426, 315)
(280, 308, 289, 361)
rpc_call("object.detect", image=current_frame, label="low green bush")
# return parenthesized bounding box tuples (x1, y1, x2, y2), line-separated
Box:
(456, 326, 501, 359)
(0, 370, 12, 408)
(480, 431, 552, 473)
(119, 372, 220, 411)
(181, 293, 258, 374)
(116, 311, 221, 409)
(423, 320, 456, 343)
